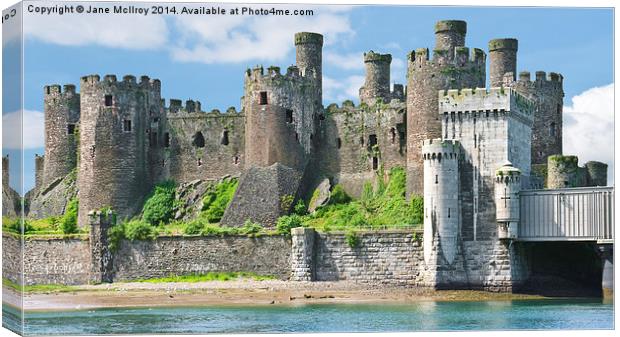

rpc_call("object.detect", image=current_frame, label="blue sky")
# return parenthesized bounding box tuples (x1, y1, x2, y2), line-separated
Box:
(2, 3, 614, 192)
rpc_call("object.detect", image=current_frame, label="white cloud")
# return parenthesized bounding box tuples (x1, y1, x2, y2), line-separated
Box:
(324, 75, 365, 104)
(2, 110, 44, 150)
(23, 9, 168, 50)
(563, 83, 614, 184)
(171, 5, 354, 64)
(325, 51, 364, 70)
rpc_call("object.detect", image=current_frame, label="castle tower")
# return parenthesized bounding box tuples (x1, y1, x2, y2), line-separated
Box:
(494, 162, 521, 239)
(2, 155, 8, 188)
(295, 32, 323, 99)
(42, 84, 80, 188)
(406, 20, 486, 198)
(422, 138, 461, 266)
(488, 38, 518, 87)
(77, 74, 163, 227)
(359, 51, 392, 105)
(546, 155, 578, 189)
(585, 161, 608, 187)
(512, 71, 564, 165)
(434, 20, 466, 55)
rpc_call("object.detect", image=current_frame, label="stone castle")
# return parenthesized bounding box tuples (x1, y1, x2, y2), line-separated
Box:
(17, 19, 607, 225)
(2, 19, 612, 293)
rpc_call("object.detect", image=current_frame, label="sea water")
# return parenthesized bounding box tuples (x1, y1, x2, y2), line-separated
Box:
(3, 298, 613, 335)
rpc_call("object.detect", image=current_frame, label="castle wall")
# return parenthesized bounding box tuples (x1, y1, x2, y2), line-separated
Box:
(112, 235, 292, 280)
(511, 71, 564, 165)
(166, 105, 245, 183)
(406, 20, 486, 198)
(42, 84, 80, 189)
(2, 234, 91, 285)
(315, 101, 407, 197)
(77, 75, 163, 226)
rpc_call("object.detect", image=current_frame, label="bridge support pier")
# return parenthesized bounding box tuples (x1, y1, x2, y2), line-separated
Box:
(598, 244, 613, 300)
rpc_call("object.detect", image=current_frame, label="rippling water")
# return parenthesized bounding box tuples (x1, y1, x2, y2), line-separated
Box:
(3, 299, 613, 335)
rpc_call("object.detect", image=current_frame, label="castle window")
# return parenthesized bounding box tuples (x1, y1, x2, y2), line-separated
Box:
(259, 91, 268, 105)
(549, 122, 556, 137)
(164, 133, 170, 147)
(67, 124, 76, 135)
(369, 134, 377, 147)
(390, 128, 396, 144)
(105, 95, 113, 107)
(123, 120, 132, 132)
(435, 175, 438, 184)
(360, 137, 364, 146)
(234, 155, 240, 165)
(198, 158, 202, 167)
(285, 109, 293, 123)
(448, 208, 451, 218)
(337, 138, 341, 149)
(372, 157, 379, 170)
(221, 130, 229, 145)
(193, 132, 205, 148)
(557, 104, 562, 116)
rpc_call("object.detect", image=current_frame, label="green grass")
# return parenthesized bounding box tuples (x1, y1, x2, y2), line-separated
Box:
(292, 167, 423, 232)
(131, 272, 277, 283)
(2, 277, 78, 293)
(2, 214, 89, 236)
(200, 177, 238, 223)
(142, 180, 177, 225)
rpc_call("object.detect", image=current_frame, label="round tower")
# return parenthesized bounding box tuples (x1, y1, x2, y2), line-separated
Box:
(585, 161, 608, 187)
(546, 155, 578, 189)
(434, 20, 467, 55)
(488, 38, 518, 87)
(294, 32, 323, 97)
(42, 84, 80, 188)
(359, 51, 392, 105)
(495, 162, 521, 239)
(422, 139, 460, 266)
(512, 70, 564, 165)
(77, 74, 163, 227)
(406, 20, 486, 198)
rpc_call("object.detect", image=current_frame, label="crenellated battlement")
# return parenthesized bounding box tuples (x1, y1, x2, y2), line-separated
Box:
(422, 138, 461, 161)
(79, 74, 161, 91)
(44, 84, 78, 96)
(245, 64, 318, 84)
(408, 47, 486, 66)
(364, 51, 392, 63)
(516, 70, 563, 85)
(438, 87, 535, 118)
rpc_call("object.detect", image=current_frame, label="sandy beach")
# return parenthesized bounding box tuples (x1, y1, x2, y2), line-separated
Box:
(3, 280, 550, 311)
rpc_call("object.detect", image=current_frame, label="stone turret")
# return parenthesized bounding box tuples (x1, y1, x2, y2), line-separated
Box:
(585, 161, 608, 187)
(406, 20, 486, 198)
(77, 74, 163, 227)
(495, 162, 521, 239)
(42, 83, 80, 188)
(488, 38, 518, 87)
(359, 51, 392, 105)
(422, 138, 461, 265)
(294, 32, 323, 99)
(547, 155, 578, 189)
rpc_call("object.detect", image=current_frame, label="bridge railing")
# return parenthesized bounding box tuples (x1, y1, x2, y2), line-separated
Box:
(518, 186, 614, 242)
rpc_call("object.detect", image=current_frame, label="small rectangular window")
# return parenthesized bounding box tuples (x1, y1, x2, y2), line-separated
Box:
(105, 95, 113, 107)
(259, 91, 268, 105)
(369, 134, 377, 147)
(67, 124, 76, 135)
(150, 132, 158, 147)
(221, 130, 230, 145)
(123, 120, 132, 132)
(372, 157, 379, 170)
(337, 138, 341, 149)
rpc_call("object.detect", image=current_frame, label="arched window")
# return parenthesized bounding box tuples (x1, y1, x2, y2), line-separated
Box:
(192, 132, 205, 148)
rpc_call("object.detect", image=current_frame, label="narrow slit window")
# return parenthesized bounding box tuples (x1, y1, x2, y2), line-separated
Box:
(150, 132, 158, 147)
(390, 128, 396, 144)
(259, 91, 268, 105)
(337, 138, 342, 149)
(372, 157, 379, 170)
(435, 175, 438, 184)
(105, 95, 113, 107)
(221, 130, 230, 145)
